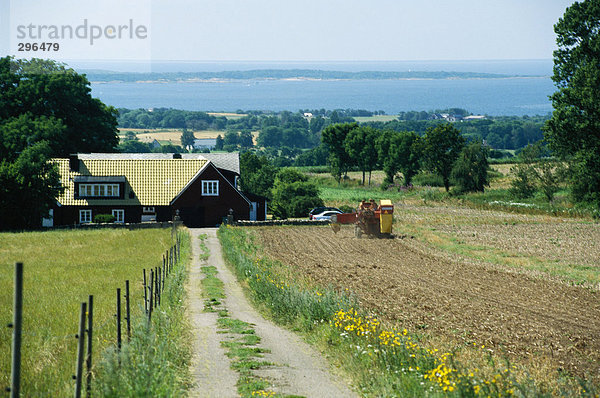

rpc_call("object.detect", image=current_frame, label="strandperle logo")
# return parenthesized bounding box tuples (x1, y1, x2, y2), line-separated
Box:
(16, 19, 148, 45)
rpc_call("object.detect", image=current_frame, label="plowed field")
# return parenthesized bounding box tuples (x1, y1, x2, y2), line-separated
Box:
(254, 226, 600, 378)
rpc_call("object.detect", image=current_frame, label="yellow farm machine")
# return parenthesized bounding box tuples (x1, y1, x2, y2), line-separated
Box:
(331, 199, 394, 238)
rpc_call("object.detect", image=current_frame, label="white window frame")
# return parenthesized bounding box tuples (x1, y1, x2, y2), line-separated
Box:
(79, 184, 120, 198)
(142, 206, 155, 213)
(202, 180, 219, 196)
(79, 209, 92, 224)
(112, 209, 125, 223)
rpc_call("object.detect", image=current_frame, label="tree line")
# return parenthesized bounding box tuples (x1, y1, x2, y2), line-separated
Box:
(321, 122, 489, 193)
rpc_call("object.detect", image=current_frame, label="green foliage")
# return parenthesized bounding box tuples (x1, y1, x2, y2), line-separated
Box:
(420, 123, 466, 191)
(571, 150, 600, 207)
(321, 123, 357, 182)
(0, 141, 63, 229)
(544, 0, 600, 209)
(93, 213, 116, 223)
(345, 125, 379, 185)
(377, 130, 421, 186)
(0, 57, 118, 230)
(215, 134, 224, 150)
(180, 128, 196, 148)
(451, 141, 490, 193)
(510, 144, 566, 203)
(239, 152, 277, 199)
(509, 164, 537, 199)
(270, 168, 323, 219)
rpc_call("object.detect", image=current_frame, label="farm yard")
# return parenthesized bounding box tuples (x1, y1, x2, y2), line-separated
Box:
(252, 205, 600, 386)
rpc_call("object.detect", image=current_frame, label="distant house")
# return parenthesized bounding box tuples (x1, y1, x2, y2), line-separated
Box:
(193, 138, 217, 150)
(46, 153, 265, 227)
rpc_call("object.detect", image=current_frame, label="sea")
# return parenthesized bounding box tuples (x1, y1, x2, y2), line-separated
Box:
(82, 60, 556, 117)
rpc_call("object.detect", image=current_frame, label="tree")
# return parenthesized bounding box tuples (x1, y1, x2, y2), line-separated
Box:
(321, 123, 357, 183)
(239, 152, 277, 199)
(270, 168, 323, 219)
(1, 57, 119, 155)
(0, 57, 118, 229)
(451, 141, 490, 193)
(394, 131, 421, 186)
(215, 135, 224, 150)
(345, 126, 378, 185)
(544, 0, 600, 207)
(376, 130, 401, 185)
(420, 123, 465, 191)
(180, 128, 196, 149)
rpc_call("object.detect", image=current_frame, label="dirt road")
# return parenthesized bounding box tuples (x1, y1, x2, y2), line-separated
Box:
(187, 228, 356, 397)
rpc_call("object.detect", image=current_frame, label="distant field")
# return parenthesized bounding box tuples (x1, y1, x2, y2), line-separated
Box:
(353, 115, 400, 123)
(118, 129, 225, 144)
(207, 112, 247, 119)
(0, 228, 172, 396)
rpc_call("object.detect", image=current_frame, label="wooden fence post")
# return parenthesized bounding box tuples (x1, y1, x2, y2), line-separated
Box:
(74, 302, 87, 398)
(155, 267, 161, 307)
(86, 295, 93, 397)
(116, 288, 121, 352)
(148, 270, 154, 323)
(125, 281, 131, 341)
(9, 262, 23, 398)
(143, 269, 148, 314)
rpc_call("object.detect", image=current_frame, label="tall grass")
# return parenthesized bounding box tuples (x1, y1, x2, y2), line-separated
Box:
(217, 226, 354, 330)
(94, 230, 192, 396)
(0, 228, 172, 397)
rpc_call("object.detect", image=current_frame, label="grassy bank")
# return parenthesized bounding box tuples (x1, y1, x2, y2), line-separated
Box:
(218, 226, 597, 397)
(94, 229, 192, 396)
(0, 228, 172, 396)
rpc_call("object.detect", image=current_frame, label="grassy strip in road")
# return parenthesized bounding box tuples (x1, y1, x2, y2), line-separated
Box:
(196, 234, 284, 398)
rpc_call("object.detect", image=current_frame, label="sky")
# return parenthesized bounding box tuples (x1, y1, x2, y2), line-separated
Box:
(1, 0, 577, 64)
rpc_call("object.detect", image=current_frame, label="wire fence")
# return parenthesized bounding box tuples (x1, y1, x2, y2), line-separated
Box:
(4, 230, 183, 398)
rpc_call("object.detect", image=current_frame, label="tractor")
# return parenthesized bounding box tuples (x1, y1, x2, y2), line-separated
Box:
(330, 199, 394, 238)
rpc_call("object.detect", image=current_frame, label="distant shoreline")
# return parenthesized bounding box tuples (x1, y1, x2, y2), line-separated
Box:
(89, 76, 550, 85)
(83, 69, 547, 84)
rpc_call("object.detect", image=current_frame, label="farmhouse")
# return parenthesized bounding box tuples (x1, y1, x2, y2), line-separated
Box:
(47, 153, 266, 227)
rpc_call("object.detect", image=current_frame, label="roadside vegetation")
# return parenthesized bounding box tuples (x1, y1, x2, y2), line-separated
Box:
(94, 229, 192, 396)
(0, 228, 174, 396)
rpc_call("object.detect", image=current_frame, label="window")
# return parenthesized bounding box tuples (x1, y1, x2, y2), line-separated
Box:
(79, 209, 92, 224)
(112, 209, 124, 223)
(142, 206, 155, 213)
(202, 180, 219, 196)
(79, 184, 119, 198)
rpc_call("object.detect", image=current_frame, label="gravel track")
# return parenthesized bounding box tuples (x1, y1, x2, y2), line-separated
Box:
(187, 228, 357, 397)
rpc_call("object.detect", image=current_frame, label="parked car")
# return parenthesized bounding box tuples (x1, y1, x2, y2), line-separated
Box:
(309, 206, 341, 220)
(311, 210, 343, 221)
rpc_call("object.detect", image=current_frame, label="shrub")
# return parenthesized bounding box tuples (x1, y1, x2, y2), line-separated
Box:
(94, 213, 116, 223)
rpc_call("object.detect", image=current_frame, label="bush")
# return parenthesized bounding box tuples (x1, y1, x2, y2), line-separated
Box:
(94, 214, 116, 223)
(412, 171, 445, 187)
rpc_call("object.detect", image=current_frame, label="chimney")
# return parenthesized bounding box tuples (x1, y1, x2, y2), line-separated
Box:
(69, 154, 80, 172)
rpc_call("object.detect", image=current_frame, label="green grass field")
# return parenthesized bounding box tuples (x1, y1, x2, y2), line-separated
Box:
(0, 228, 173, 397)
(352, 115, 400, 123)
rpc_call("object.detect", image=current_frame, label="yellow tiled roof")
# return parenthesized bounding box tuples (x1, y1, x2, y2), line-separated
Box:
(54, 157, 208, 206)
